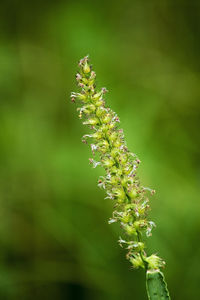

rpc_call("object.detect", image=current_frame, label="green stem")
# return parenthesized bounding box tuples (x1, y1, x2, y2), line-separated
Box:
(146, 270, 171, 300)
(136, 230, 148, 270)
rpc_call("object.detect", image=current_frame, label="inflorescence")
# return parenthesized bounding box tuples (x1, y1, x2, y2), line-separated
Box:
(71, 56, 165, 271)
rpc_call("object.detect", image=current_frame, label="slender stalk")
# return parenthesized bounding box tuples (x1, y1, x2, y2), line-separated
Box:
(71, 56, 170, 299)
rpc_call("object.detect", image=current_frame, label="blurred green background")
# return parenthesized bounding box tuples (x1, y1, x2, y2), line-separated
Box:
(0, 0, 200, 299)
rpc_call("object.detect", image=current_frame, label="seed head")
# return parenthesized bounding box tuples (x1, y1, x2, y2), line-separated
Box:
(71, 56, 165, 271)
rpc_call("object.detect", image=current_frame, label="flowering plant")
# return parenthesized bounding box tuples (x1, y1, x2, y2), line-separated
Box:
(71, 56, 170, 299)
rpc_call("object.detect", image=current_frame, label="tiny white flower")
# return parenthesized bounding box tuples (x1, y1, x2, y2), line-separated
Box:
(108, 218, 117, 224)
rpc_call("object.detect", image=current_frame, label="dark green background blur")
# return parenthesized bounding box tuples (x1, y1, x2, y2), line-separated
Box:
(0, 0, 200, 299)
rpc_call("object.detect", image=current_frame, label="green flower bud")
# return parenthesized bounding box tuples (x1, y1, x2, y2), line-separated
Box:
(111, 148, 119, 158)
(113, 139, 122, 148)
(128, 188, 137, 199)
(79, 94, 87, 101)
(83, 118, 99, 126)
(121, 176, 134, 187)
(125, 203, 136, 211)
(102, 158, 115, 168)
(125, 225, 137, 236)
(133, 220, 147, 230)
(95, 99, 104, 107)
(86, 104, 96, 112)
(137, 204, 148, 216)
(121, 213, 133, 223)
(102, 114, 112, 124)
(71, 92, 87, 102)
(98, 140, 109, 152)
(110, 166, 118, 174)
(113, 188, 126, 201)
(110, 166, 122, 176)
(96, 107, 106, 117)
(122, 167, 131, 175)
(88, 79, 95, 86)
(93, 131, 103, 140)
(92, 91, 102, 101)
(83, 62, 91, 74)
(145, 255, 165, 270)
(110, 176, 119, 185)
(116, 168, 123, 176)
(109, 132, 118, 142)
(100, 124, 109, 133)
(108, 123, 115, 130)
(82, 77, 88, 84)
(118, 154, 128, 164)
(130, 255, 145, 269)
(121, 177, 128, 186)
(82, 108, 90, 114)
(117, 198, 125, 204)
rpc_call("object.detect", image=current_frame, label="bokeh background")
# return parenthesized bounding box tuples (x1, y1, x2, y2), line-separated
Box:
(0, 0, 200, 299)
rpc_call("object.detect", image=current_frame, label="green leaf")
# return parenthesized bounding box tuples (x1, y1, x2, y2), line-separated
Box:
(146, 270, 170, 300)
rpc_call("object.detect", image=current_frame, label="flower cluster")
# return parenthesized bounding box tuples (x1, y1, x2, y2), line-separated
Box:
(71, 56, 165, 271)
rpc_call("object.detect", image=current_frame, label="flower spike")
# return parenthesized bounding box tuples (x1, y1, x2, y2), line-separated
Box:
(71, 56, 165, 272)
